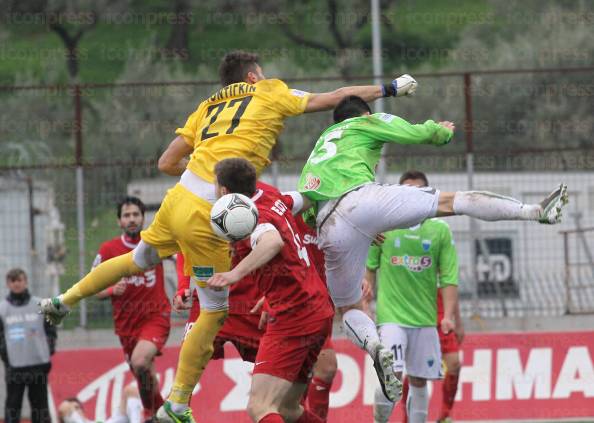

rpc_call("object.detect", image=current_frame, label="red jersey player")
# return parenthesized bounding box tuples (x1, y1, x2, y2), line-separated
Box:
(175, 182, 338, 421)
(293, 213, 337, 421)
(206, 158, 334, 423)
(94, 196, 171, 419)
(434, 289, 464, 423)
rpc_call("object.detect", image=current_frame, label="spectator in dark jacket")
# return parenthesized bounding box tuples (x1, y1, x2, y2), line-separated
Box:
(0, 268, 56, 423)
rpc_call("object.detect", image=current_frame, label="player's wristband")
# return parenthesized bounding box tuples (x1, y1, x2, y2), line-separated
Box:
(381, 82, 397, 97)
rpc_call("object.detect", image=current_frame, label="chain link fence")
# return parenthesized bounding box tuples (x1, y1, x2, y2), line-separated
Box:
(1, 67, 593, 327)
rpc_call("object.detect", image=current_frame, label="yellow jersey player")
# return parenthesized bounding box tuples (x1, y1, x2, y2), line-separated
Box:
(40, 51, 419, 423)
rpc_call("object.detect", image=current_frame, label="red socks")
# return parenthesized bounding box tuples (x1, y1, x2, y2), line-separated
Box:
(305, 377, 332, 421)
(259, 413, 284, 422)
(400, 376, 410, 423)
(136, 371, 164, 415)
(296, 409, 324, 423)
(440, 371, 460, 419)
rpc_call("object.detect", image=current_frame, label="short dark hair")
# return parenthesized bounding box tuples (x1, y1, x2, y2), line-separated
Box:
(219, 51, 260, 87)
(214, 158, 257, 197)
(6, 268, 26, 282)
(333, 95, 372, 123)
(117, 196, 146, 218)
(399, 170, 429, 186)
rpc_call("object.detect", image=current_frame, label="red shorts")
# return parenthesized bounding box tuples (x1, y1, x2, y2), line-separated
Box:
(118, 313, 171, 360)
(438, 325, 460, 354)
(253, 317, 333, 384)
(184, 313, 264, 363)
(212, 313, 263, 362)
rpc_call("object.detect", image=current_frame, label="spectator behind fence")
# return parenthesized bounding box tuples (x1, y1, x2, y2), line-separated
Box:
(0, 268, 57, 423)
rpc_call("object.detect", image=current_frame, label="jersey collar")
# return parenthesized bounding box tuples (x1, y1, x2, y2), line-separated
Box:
(121, 234, 140, 249)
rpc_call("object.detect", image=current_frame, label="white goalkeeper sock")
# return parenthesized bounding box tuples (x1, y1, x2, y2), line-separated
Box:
(407, 384, 429, 423)
(170, 402, 189, 414)
(453, 191, 541, 221)
(373, 386, 396, 423)
(343, 309, 381, 357)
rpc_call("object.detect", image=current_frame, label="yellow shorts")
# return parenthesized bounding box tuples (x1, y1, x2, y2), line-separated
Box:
(141, 183, 230, 286)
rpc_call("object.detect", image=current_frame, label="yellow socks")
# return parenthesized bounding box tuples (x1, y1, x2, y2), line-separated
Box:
(168, 309, 228, 404)
(62, 251, 143, 307)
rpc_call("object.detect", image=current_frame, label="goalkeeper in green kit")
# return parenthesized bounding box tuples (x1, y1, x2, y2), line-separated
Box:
(297, 95, 568, 404)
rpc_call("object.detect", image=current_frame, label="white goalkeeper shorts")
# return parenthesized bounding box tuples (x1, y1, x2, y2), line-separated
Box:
(379, 323, 443, 380)
(316, 183, 439, 308)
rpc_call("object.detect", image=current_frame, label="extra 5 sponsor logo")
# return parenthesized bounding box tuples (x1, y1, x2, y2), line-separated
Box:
(122, 269, 157, 288)
(391, 255, 432, 272)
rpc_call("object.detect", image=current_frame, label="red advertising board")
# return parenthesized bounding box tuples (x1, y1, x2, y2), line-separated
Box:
(49, 331, 594, 422)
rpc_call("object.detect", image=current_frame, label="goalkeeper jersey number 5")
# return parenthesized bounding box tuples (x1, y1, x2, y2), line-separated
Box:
(298, 113, 453, 202)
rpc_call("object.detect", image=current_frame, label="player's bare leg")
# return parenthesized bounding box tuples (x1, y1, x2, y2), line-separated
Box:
(338, 301, 402, 403)
(249, 374, 323, 423)
(305, 349, 337, 420)
(39, 241, 161, 325)
(437, 184, 568, 223)
(248, 374, 297, 422)
(130, 340, 163, 419)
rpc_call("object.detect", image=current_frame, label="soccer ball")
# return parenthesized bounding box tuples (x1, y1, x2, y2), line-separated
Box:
(210, 193, 259, 241)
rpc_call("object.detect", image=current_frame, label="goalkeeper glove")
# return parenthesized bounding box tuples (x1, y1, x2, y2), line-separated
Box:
(382, 74, 418, 97)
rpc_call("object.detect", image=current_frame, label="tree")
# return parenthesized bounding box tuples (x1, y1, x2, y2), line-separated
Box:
(45, 0, 128, 81)
(274, 0, 389, 78)
(163, 0, 192, 60)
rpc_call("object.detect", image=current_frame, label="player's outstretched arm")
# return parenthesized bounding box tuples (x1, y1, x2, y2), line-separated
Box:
(304, 74, 418, 113)
(379, 117, 455, 146)
(158, 136, 193, 176)
(207, 230, 284, 289)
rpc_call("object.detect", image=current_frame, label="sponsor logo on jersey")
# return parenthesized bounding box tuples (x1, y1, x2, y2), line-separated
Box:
(192, 266, 214, 288)
(376, 112, 397, 123)
(391, 255, 432, 272)
(422, 239, 432, 251)
(427, 358, 435, 368)
(303, 233, 318, 245)
(304, 173, 321, 190)
(290, 89, 309, 98)
(122, 269, 157, 288)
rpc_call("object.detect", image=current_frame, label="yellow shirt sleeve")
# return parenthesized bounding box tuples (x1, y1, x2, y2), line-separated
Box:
(266, 79, 310, 117)
(175, 104, 206, 148)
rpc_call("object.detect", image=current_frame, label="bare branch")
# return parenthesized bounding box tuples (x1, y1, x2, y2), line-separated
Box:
(327, 0, 347, 49)
(279, 24, 337, 56)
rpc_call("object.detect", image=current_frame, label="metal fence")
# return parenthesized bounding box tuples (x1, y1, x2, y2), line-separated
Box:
(0, 66, 593, 327)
